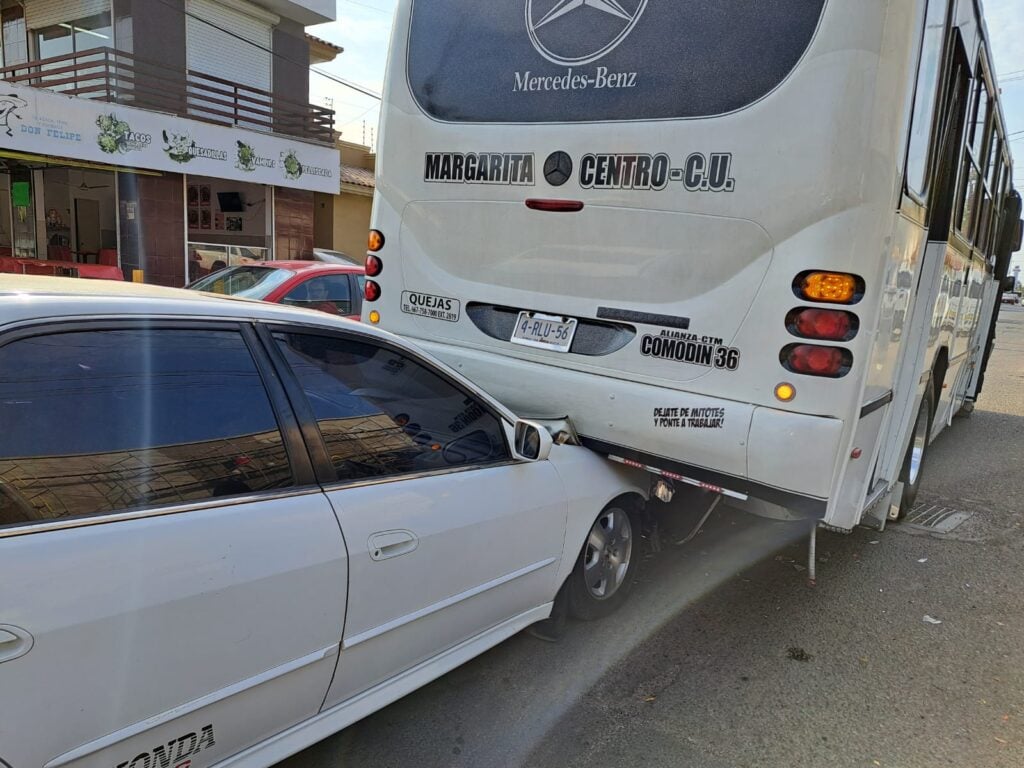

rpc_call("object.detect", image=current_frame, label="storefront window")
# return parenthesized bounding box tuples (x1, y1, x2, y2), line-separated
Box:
(0, 174, 12, 256)
(0, 163, 117, 266)
(186, 176, 273, 282)
(9, 166, 36, 259)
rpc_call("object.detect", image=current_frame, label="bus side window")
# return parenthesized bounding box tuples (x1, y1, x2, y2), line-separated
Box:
(954, 70, 992, 243)
(905, 0, 949, 198)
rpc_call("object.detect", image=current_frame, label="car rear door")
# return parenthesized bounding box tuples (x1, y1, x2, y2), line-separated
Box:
(263, 326, 566, 707)
(0, 321, 347, 768)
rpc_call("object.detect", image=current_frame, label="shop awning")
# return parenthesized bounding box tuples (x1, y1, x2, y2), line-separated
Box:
(0, 150, 163, 177)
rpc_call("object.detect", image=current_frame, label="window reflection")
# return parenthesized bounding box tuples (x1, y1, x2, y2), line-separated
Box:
(0, 329, 292, 527)
(274, 333, 509, 481)
(281, 275, 353, 315)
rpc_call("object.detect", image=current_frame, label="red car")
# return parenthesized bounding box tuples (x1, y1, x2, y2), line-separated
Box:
(188, 261, 366, 319)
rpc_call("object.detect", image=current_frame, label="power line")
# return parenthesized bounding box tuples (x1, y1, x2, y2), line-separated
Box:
(339, 101, 382, 127)
(311, 68, 382, 100)
(338, 0, 393, 14)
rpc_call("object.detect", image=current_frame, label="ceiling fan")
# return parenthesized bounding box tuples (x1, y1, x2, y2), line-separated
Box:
(75, 177, 111, 190)
(52, 170, 112, 190)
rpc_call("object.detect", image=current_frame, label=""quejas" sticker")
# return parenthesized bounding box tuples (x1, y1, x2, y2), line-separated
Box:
(401, 291, 461, 323)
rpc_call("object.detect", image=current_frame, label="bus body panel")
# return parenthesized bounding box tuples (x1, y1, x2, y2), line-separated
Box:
(396, 201, 774, 376)
(417, 337, 844, 505)
(372, 0, 1013, 530)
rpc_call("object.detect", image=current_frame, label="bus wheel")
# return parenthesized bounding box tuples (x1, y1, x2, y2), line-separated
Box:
(567, 500, 641, 621)
(895, 382, 934, 520)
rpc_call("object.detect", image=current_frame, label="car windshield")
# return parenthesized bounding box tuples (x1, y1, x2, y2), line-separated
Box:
(189, 266, 295, 299)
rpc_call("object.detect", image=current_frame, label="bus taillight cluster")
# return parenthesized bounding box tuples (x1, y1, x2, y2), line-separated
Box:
(365, 230, 385, 306)
(785, 307, 859, 342)
(781, 271, 863, 379)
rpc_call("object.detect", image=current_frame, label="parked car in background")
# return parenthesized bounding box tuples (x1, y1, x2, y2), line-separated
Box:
(189, 261, 365, 319)
(1001, 292, 1020, 305)
(0, 274, 647, 768)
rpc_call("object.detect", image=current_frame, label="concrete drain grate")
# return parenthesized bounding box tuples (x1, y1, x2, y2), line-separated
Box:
(903, 502, 975, 533)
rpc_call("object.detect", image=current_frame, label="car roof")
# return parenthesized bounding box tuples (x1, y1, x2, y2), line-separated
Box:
(0, 275, 517, 421)
(0, 274, 369, 328)
(247, 260, 363, 274)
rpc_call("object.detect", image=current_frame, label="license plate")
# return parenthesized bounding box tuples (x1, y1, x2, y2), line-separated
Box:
(510, 311, 577, 353)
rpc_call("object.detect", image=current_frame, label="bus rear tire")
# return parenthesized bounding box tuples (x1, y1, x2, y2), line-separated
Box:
(566, 500, 641, 621)
(895, 382, 934, 520)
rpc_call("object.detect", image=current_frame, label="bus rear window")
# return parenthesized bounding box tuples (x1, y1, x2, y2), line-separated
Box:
(407, 0, 826, 124)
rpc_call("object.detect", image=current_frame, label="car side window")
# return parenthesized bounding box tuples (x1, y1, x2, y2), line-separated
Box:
(351, 275, 365, 315)
(281, 274, 352, 315)
(0, 328, 293, 528)
(273, 331, 511, 482)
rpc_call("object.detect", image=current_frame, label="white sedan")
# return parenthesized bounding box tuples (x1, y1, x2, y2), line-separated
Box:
(0, 275, 647, 768)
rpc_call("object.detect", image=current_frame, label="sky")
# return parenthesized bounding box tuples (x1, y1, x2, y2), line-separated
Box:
(308, 0, 1024, 273)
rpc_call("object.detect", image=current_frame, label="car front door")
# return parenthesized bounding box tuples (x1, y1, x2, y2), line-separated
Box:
(0, 323, 347, 768)
(265, 327, 566, 707)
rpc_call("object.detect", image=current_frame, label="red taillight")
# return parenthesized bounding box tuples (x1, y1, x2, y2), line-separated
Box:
(365, 254, 382, 277)
(786, 307, 858, 341)
(364, 280, 381, 302)
(781, 344, 852, 378)
(525, 199, 585, 212)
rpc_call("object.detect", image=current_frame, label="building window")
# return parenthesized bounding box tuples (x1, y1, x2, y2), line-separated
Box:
(36, 13, 112, 57)
(35, 11, 112, 89)
(1, 6, 28, 68)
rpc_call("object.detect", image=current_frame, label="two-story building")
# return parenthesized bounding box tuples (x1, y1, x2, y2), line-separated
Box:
(314, 137, 375, 260)
(0, 0, 340, 286)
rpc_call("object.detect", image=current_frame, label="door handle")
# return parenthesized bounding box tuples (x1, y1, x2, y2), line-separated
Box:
(0, 624, 33, 664)
(368, 530, 418, 561)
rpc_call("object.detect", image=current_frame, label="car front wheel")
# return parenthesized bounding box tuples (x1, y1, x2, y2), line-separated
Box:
(566, 500, 642, 621)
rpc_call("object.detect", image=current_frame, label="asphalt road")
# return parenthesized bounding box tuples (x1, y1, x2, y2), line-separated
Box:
(281, 306, 1024, 768)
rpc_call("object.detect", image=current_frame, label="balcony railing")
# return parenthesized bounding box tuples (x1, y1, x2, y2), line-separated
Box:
(0, 48, 335, 144)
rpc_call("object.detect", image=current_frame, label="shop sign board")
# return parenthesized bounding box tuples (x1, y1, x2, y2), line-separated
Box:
(0, 83, 340, 194)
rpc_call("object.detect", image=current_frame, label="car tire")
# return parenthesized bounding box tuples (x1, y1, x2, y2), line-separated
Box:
(566, 499, 642, 621)
(895, 381, 934, 520)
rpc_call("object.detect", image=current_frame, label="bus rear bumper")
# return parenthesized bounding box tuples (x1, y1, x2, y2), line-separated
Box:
(419, 340, 843, 517)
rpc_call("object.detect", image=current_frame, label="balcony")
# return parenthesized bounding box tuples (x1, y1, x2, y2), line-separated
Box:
(0, 48, 335, 144)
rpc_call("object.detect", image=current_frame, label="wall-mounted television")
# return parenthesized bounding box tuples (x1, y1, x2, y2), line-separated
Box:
(217, 192, 245, 212)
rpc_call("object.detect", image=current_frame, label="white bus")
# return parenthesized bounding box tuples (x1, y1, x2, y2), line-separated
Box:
(366, 0, 1021, 533)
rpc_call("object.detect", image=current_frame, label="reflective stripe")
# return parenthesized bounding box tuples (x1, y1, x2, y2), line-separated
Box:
(607, 454, 749, 501)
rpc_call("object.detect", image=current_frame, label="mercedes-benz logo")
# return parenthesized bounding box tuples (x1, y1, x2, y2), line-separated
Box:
(544, 152, 573, 186)
(526, 0, 648, 66)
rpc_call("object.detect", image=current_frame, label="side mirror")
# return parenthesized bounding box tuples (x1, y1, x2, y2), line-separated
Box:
(512, 420, 553, 462)
(1001, 275, 1017, 292)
